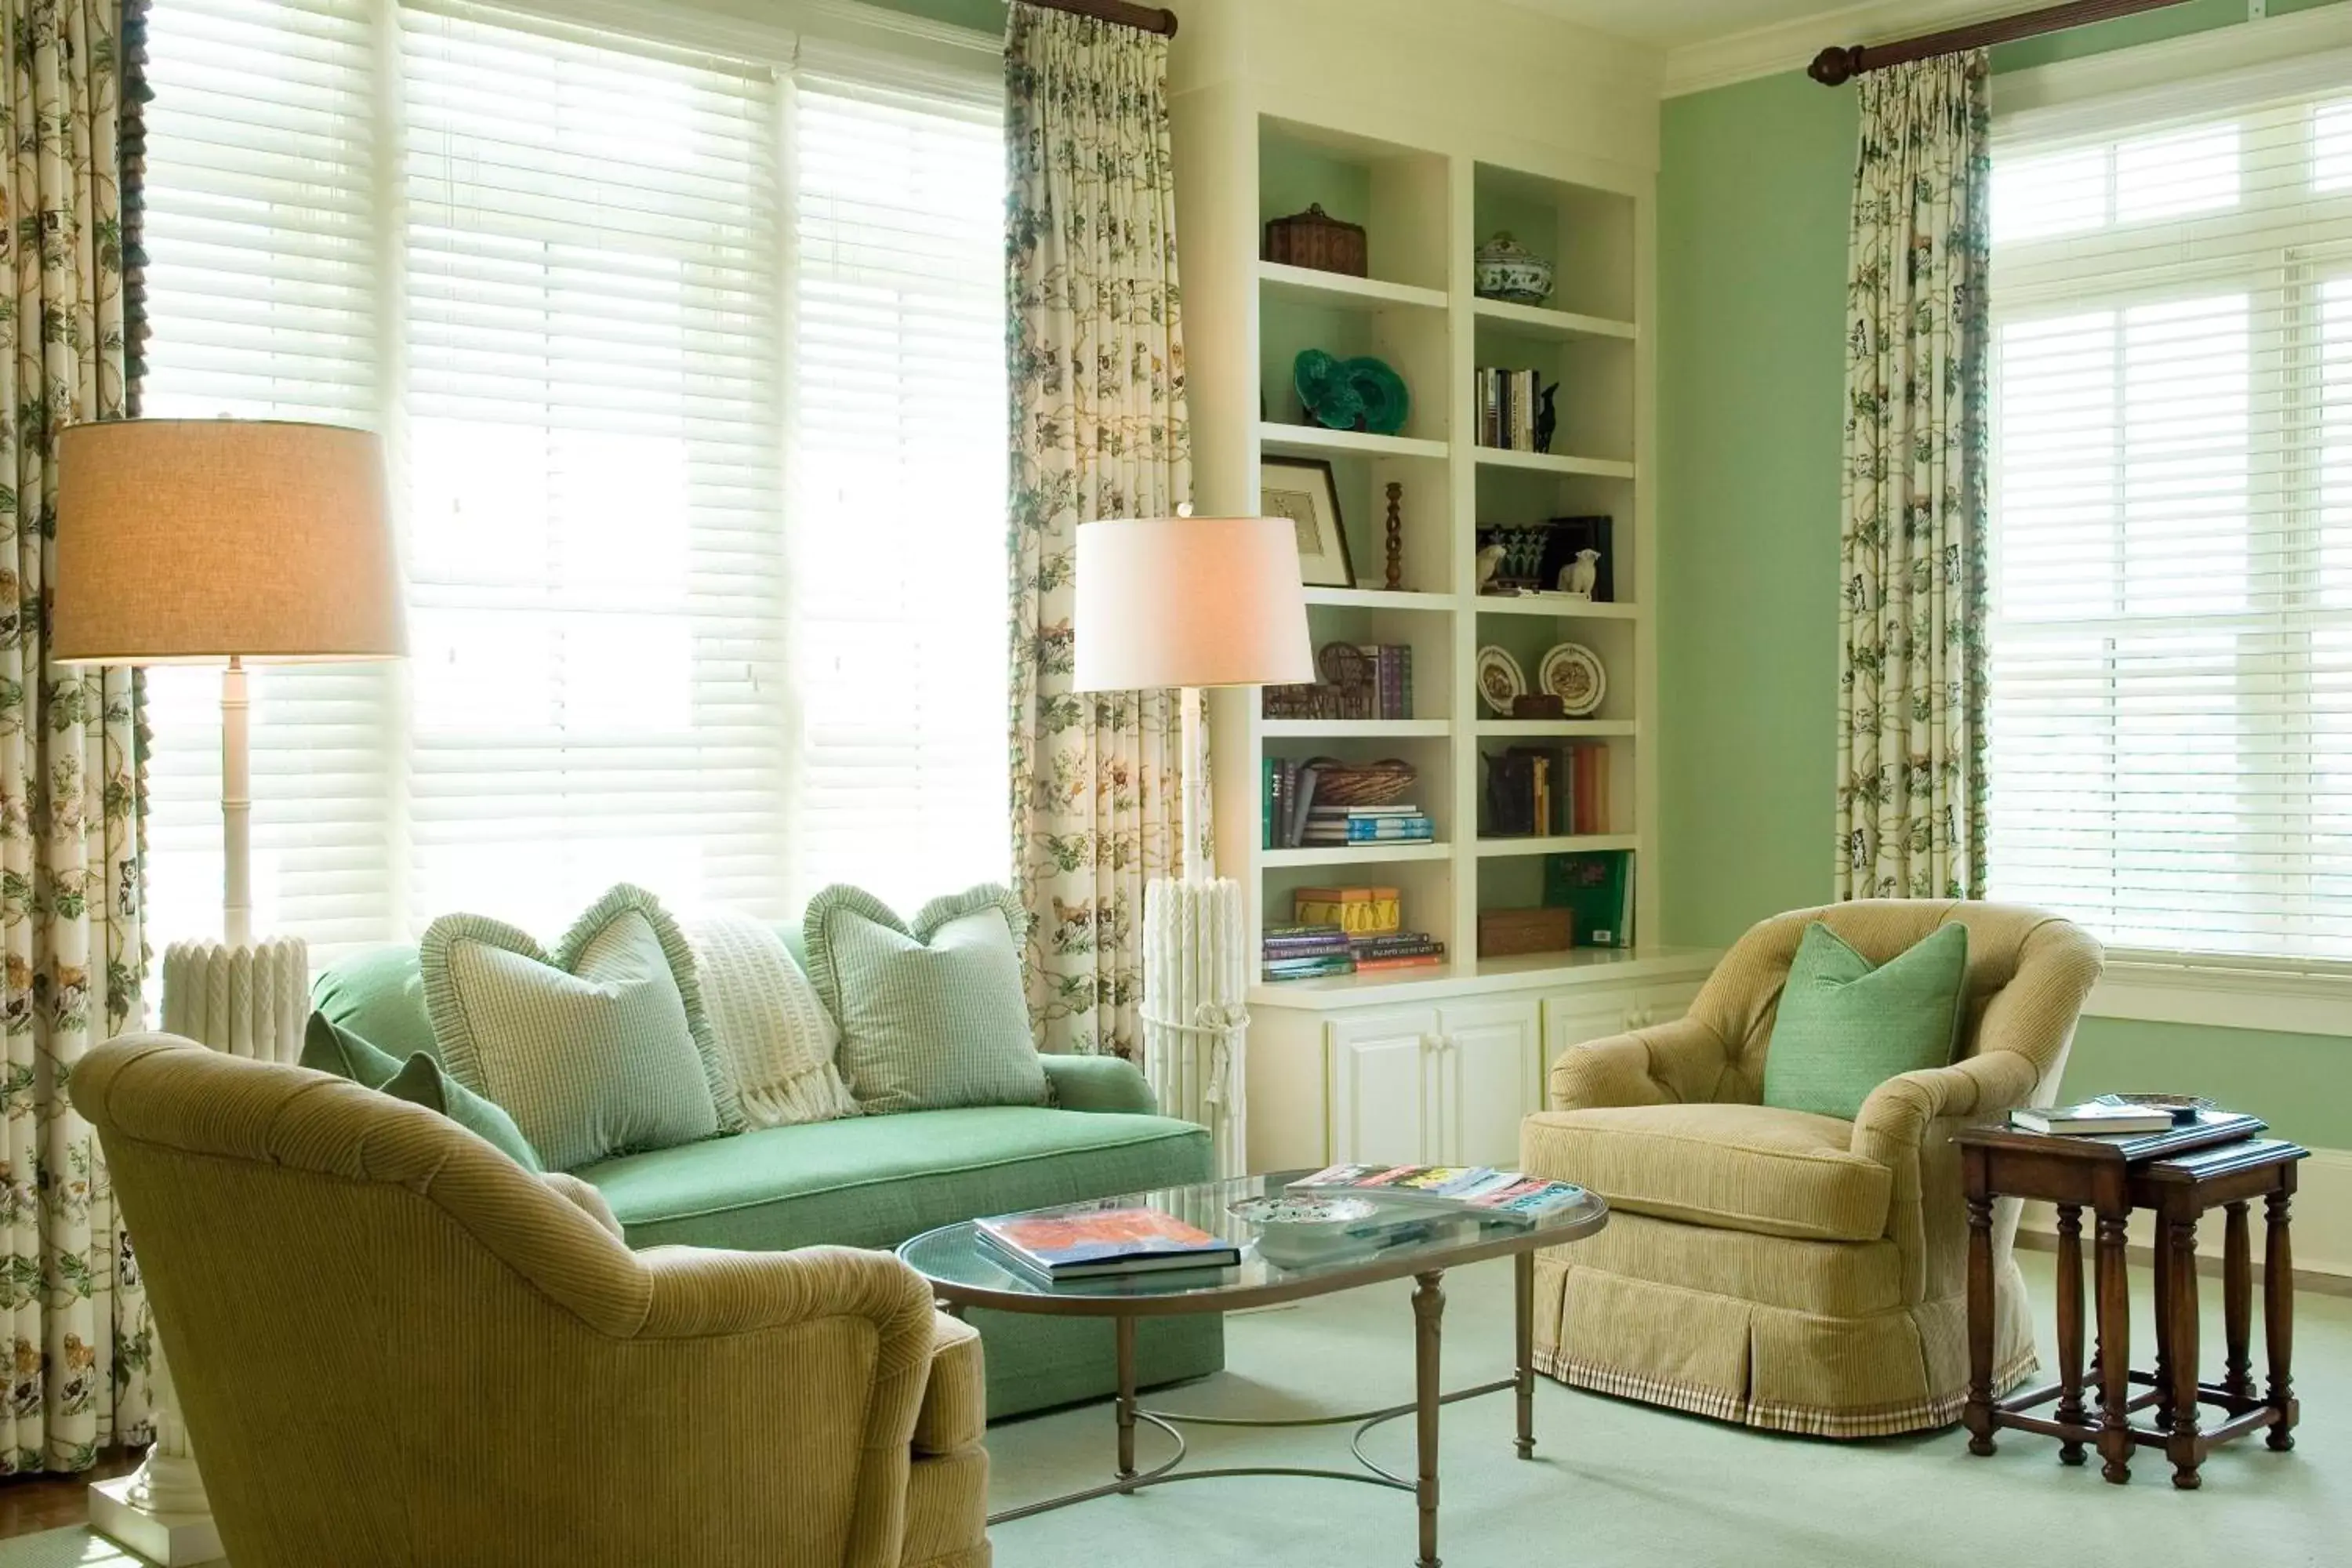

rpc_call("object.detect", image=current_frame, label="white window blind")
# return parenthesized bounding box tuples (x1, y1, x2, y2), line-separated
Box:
(141, 0, 1007, 962)
(1990, 82, 2352, 963)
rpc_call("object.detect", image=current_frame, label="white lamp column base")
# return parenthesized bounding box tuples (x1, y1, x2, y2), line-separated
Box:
(89, 1345, 223, 1566)
(95, 935, 308, 1566)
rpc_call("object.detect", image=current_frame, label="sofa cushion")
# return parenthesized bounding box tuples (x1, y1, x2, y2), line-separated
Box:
(1762, 920, 1968, 1120)
(1521, 1102, 1891, 1243)
(420, 884, 744, 1170)
(684, 912, 860, 1128)
(579, 1107, 1211, 1251)
(382, 1052, 543, 1172)
(804, 883, 1048, 1116)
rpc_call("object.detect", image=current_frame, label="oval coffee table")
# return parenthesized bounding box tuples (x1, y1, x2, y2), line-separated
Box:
(898, 1171, 1608, 1568)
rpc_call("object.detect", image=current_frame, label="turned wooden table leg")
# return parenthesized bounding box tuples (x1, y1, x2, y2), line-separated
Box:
(2266, 1187, 2299, 1451)
(2151, 1213, 2174, 1431)
(2165, 1210, 2204, 1490)
(1962, 1165, 1998, 1457)
(2223, 1200, 2253, 1404)
(1412, 1271, 1446, 1568)
(2096, 1210, 2132, 1484)
(2053, 1203, 2088, 1464)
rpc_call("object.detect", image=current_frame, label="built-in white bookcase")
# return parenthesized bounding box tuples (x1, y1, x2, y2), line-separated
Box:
(1170, 0, 1711, 1171)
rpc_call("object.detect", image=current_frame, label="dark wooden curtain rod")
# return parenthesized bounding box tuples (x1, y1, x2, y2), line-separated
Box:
(1810, 0, 2189, 84)
(1023, 0, 1178, 37)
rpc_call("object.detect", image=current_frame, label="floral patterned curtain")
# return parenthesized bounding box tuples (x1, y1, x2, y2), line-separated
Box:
(0, 0, 153, 1472)
(1004, 2, 1189, 1059)
(1835, 53, 1991, 902)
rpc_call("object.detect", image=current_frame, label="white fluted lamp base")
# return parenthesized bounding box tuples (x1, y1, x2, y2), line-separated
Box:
(93, 935, 310, 1566)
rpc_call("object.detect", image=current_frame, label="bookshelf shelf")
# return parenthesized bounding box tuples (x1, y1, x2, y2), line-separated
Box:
(1473, 833, 1639, 858)
(1259, 422, 1449, 462)
(1259, 260, 1448, 312)
(1262, 842, 1453, 868)
(1473, 718, 1637, 738)
(1303, 586, 1454, 612)
(1472, 297, 1636, 341)
(1262, 718, 1451, 739)
(1471, 595, 1637, 620)
(1472, 446, 1635, 479)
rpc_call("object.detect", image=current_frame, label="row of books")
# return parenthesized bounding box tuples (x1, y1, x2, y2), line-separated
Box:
(1482, 743, 1611, 838)
(1263, 924, 1447, 981)
(1289, 1163, 1589, 1225)
(1476, 367, 1552, 453)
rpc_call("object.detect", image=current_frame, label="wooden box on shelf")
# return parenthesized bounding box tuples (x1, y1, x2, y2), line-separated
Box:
(1263, 203, 1367, 277)
(1477, 906, 1572, 958)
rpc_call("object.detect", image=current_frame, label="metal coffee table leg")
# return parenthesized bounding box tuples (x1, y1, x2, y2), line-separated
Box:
(1116, 1316, 1138, 1483)
(1514, 1251, 1536, 1460)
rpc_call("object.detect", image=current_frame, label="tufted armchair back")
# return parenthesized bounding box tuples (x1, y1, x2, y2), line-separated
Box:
(1668, 899, 2104, 1109)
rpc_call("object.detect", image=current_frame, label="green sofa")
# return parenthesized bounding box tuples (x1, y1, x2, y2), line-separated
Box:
(313, 941, 1224, 1420)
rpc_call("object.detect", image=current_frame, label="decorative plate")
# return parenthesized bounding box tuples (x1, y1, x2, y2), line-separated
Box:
(1475, 645, 1526, 717)
(1538, 642, 1606, 717)
(1294, 349, 1412, 436)
(1229, 1194, 1380, 1228)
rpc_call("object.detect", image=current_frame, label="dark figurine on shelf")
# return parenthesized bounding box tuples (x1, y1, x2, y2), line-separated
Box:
(1533, 381, 1559, 455)
(1384, 481, 1404, 591)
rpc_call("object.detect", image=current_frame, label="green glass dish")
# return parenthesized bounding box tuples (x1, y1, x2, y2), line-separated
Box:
(1294, 349, 1410, 435)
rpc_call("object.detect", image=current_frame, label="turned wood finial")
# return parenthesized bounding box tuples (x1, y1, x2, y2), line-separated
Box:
(1809, 45, 1864, 85)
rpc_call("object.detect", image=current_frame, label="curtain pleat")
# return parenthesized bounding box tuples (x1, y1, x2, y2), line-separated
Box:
(1835, 53, 1991, 902)
(1004, 2, 1189, 1060)
(0, 0, 153, 1473)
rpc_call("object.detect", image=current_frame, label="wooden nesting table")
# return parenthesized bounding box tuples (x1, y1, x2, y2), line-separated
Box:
(1957, 1115, 2304, 1489)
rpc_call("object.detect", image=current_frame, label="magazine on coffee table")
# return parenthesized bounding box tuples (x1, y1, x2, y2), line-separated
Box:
(1287, 1163, 1588, 1225)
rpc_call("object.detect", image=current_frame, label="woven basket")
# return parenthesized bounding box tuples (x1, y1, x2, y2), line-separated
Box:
(1307, 757, 1417, 807)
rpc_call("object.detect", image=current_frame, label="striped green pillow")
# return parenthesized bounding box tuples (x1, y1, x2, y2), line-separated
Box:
(803, 883, 1048, 1116)
(420, 884, 743, 1171)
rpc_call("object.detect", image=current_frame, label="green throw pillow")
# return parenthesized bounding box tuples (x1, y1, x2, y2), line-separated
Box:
(803, 883, 1048, 1116)
(300, 1011, 403, 1088)
(383, 1053, 544, 1173)
(419, 884, 743, 1171)
(1761, 921, 1970, 1121)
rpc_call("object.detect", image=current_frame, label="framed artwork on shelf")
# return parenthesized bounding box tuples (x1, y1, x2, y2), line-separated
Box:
(1261, 456, 1354, 587)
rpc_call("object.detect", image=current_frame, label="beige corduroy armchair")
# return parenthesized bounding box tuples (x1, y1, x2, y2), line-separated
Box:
(1521, 900, 2102, 1439)
(74, 1035, 990, 1568)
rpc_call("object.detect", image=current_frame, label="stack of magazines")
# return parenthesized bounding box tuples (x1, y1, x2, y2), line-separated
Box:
(1263, 923, 1354, 981)
(1287, 1163, 1589, 1225)
(976, 1205, 1241, 1283)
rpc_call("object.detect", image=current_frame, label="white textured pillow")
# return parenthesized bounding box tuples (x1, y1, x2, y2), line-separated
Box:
(685, 913, 861, 1127)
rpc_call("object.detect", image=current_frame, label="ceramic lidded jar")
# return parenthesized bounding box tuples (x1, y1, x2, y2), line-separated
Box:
(1475, 231, 1555, 306)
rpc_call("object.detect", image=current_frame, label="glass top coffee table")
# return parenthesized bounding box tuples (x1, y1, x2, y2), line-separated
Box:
(897, 1171, 1609, 1568)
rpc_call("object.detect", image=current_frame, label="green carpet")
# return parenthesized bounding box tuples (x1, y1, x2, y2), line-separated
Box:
(5, 1252, 2339, 1566)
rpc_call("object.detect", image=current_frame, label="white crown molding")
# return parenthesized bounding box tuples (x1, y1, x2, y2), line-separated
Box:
(1661, 0, 2053, 98)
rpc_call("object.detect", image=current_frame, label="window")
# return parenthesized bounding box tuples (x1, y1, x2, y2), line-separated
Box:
(141, 0, 1005, 962)
(1989, 89, 2352, 963)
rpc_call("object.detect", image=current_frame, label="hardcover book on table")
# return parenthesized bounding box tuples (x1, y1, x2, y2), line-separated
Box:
(975, 1206, 1241, 1281)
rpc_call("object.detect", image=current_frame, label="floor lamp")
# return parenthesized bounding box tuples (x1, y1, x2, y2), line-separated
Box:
(1073, 515, 1312, 1178)
(53, 418, 405, 1566)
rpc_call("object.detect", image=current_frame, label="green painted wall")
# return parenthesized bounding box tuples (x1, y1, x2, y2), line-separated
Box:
(1657, 5, 2352, 1146)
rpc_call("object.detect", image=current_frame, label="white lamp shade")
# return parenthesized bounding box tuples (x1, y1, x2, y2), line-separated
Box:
(52, 419, 405, 665)
(1073, 515, 1316, 691)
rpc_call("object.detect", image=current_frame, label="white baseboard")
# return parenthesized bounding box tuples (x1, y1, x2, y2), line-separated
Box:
(2017, 1145, 2352, 1282)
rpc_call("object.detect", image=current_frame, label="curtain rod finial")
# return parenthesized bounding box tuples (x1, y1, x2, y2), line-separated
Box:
(1809, 45, 1861, 85)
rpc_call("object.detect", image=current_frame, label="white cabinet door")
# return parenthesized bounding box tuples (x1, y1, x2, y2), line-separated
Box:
(1434, 999, 1542, 1167)
(1326, 1007, 1441, 1165)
